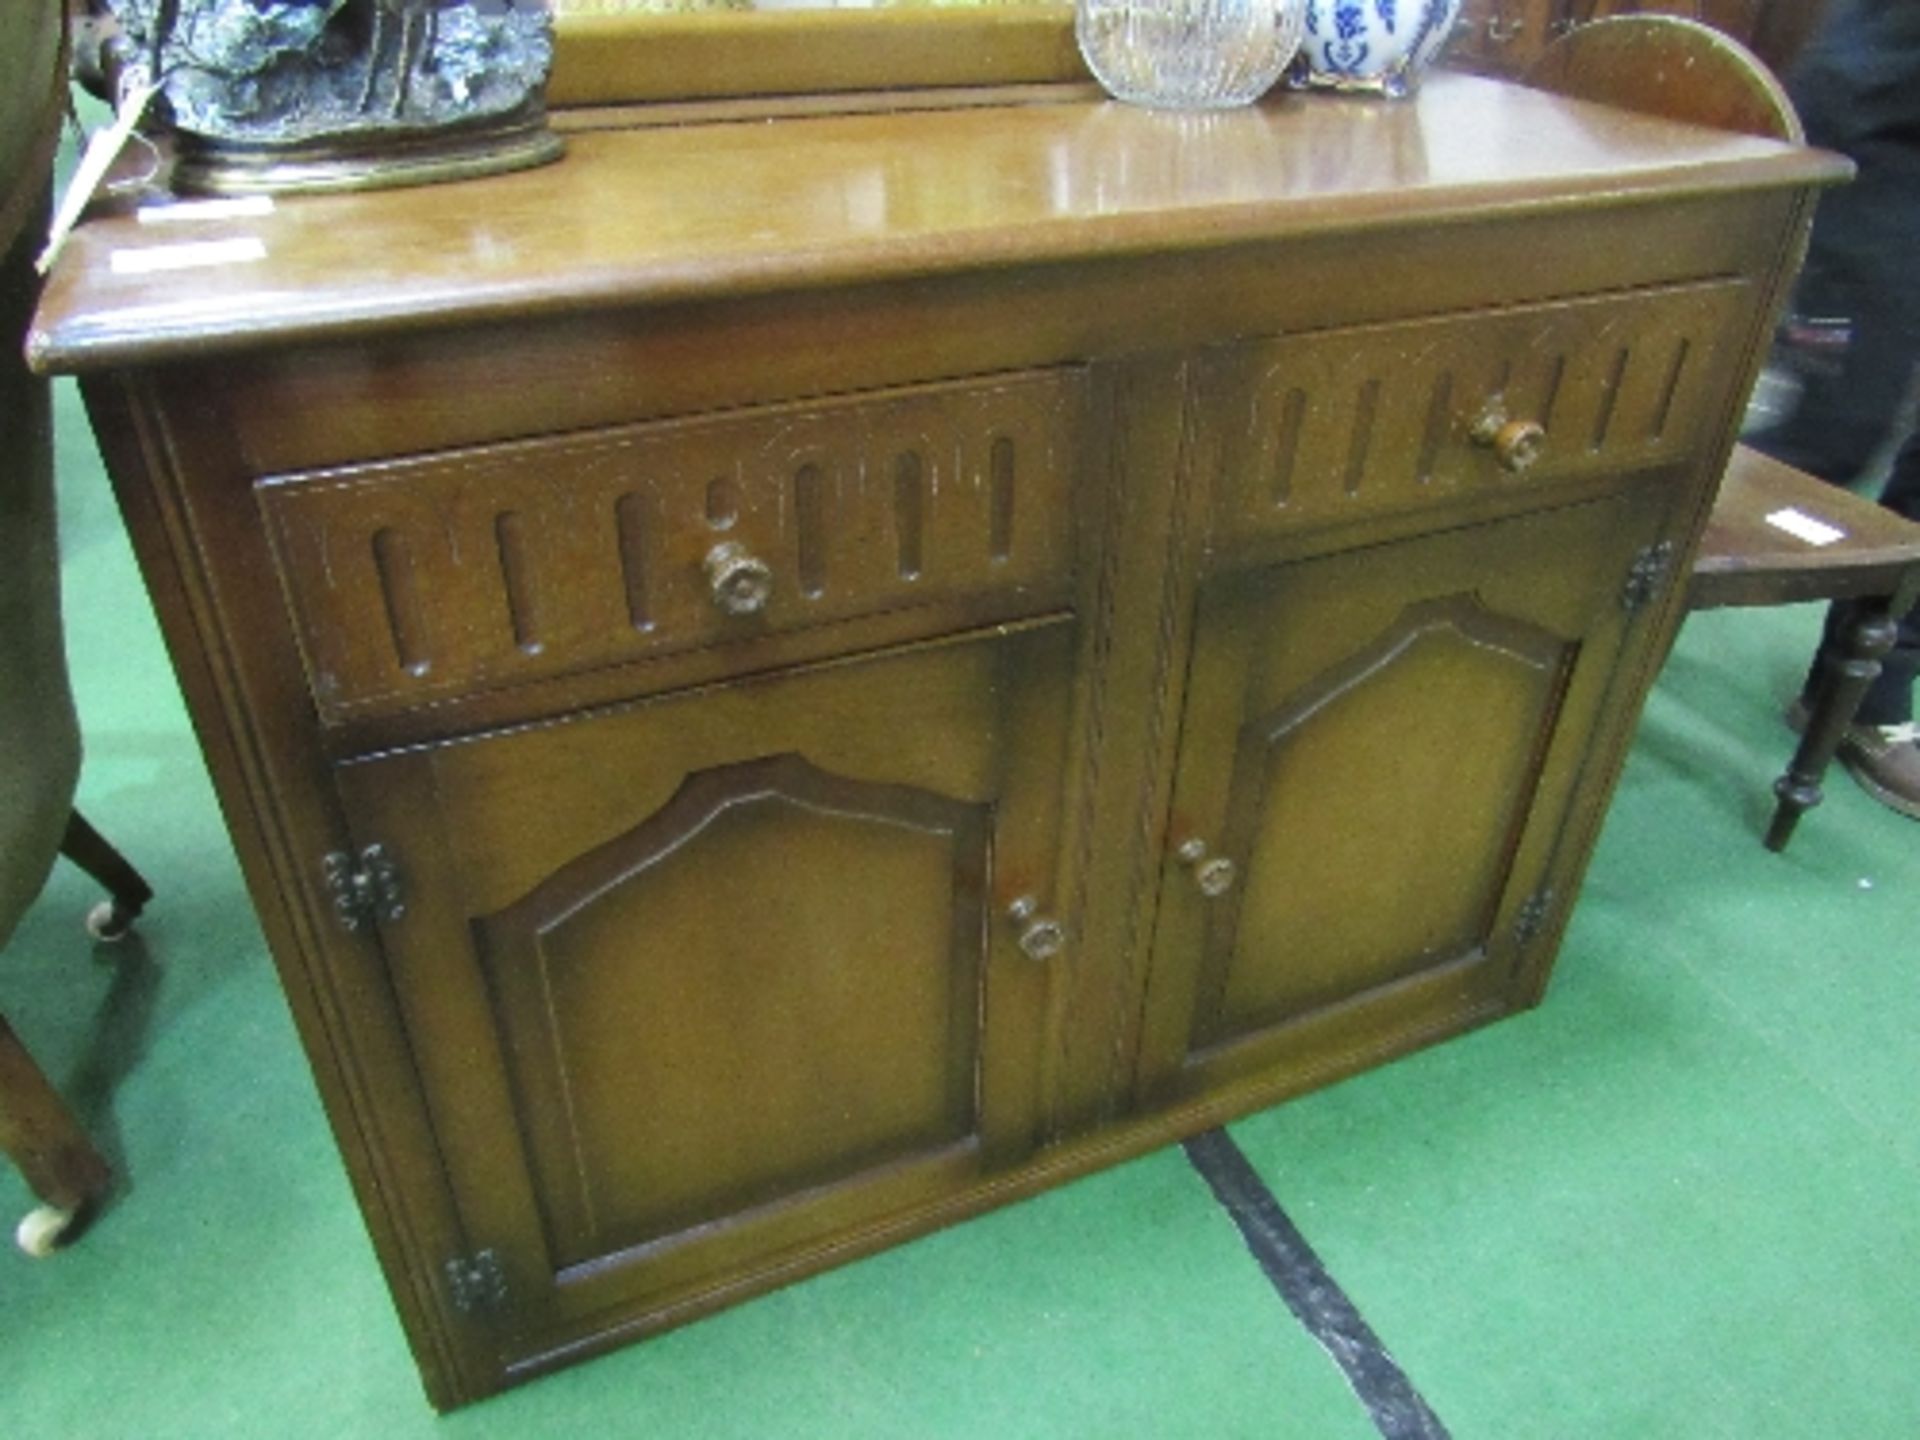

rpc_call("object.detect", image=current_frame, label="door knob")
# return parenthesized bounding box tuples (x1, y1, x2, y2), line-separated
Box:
(1006, 895, 1065, 961)
(1469, 403, 1547, 473)
(1176, 838, 1236, 898)
(704, 540, 774, 615)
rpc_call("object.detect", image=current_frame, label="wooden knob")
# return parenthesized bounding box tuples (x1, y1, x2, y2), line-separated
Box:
(1017, 918, 1065, 961)
(1470, 405, 1548, 473)
(704, 541, 773, 616)
(1176, 839, 1237, 898)
(1007, 896, 1065, 961)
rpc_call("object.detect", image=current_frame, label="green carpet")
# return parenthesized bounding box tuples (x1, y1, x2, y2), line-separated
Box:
(4, 375, 1916, 1436)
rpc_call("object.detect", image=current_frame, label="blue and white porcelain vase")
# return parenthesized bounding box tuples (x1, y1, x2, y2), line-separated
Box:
(1293, 0, 1462, 97)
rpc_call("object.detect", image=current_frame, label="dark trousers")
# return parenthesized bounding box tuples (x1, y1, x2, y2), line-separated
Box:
(1746, 0, 1920, 727)
(1807, 431, 1920, 727)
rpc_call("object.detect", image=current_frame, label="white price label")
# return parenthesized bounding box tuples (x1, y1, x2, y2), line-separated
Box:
(1763, 507, 1846, 547)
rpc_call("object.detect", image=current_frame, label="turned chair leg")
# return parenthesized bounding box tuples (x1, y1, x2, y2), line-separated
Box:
(0, 1012, 111, 1256)
(60, 810, 154, 942)
(1767, 602, 1900, 852)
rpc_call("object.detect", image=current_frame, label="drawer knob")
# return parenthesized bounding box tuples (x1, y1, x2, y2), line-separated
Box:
(704, 541, 774, 616)
(1176, 838, 1237, 898)
(1470, 405, 1547, 473)
(1007, 895, 1065, 962)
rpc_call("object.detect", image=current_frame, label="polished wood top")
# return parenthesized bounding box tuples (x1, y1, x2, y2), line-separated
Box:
(30, 73, 1844, 374)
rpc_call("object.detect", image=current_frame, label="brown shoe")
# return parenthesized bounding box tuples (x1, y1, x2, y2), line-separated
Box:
(1784, 697, 1920, 820)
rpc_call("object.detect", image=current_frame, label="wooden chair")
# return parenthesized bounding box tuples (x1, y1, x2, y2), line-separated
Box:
(1530, 19, 1920, 852)
(0, 812, 152, 1256)
(1687, 445, 1920, 851)
(0, 0, 152, 1256)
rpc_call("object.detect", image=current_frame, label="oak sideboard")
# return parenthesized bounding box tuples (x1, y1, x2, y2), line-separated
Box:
(32, 64, 1843, 1407)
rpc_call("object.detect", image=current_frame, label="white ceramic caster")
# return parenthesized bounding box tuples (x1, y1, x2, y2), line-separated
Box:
(16, 1203, 79, 1257)
(84, 899, 133, 944)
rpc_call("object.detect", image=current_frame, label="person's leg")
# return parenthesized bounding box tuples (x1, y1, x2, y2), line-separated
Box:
(1803, 430, 1920, 726)
(1792, 430, 1920, 820)
(1748, 0, 1920, 482)
(1854, 431, 1920, 726)
(1751, 147, 1920, 484)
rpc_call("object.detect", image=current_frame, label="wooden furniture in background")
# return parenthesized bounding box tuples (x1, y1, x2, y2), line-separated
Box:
(1572, 0, 1832, 74)
(1450, 0, 1569, 76)
(546, 4, 1086, 106)
(0, 812, 150, 1255)
(1689, 446, 1920, 850)
(541, 0, 1831, 105)
(0, 1013, 110, 1255)
(1450, 0, 1830, 80)
(30, 38, 1843, 1408)
(0, 0, 151, 1261)
(1526, 12, 1801, 140)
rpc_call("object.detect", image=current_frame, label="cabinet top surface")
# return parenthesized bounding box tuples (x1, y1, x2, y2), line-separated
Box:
(31, 72, 1839, 373)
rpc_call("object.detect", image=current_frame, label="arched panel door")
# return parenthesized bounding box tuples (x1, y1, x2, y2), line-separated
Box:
(330, 616, 1075, 1365)
(1136, 487, 1670, 1100)
(474, 752, 991, 1273)
(1193, 593, 1572, 1048)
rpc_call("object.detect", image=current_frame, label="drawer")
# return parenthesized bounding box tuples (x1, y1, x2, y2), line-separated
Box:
(1201, 280, 1749, 554)
(257, 368, 1087, 720)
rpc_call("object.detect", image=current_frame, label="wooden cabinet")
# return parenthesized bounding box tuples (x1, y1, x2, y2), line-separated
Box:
(31, 71, 1842, 1407)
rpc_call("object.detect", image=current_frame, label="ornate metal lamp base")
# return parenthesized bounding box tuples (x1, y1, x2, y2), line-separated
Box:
(170, 106, 564, 197)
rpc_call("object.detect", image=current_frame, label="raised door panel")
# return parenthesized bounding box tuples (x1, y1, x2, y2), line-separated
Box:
(330, 616, 1076, 1361)
(1136, 488, 1667, 1099)
(1201, 593, 1567, 1038)
(477, 754, 988, 1273)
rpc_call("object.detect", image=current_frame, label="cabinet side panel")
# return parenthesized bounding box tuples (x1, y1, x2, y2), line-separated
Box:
(1507, 186, 1822, 1001)
(77, 376, 488, 1408)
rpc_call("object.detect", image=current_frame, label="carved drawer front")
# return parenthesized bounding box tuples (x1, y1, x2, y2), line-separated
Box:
(1203, 280, 1746, 552)
(258, 368, 1085, 719)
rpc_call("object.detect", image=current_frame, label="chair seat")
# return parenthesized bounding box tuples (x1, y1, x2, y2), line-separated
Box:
(1687, 443, 1920, 851)
(1690, 444, 1920, 610)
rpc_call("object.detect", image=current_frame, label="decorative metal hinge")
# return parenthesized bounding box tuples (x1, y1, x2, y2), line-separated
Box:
(322, 843, 405, 932)
(1621, 540, 1677, 614)
(445, 1249, 508, 1316)
(1514, 889, 1556, 948)
(1512, 890, 1559, 948)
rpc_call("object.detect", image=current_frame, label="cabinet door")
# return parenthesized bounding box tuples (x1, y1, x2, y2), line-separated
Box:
(1136, 490, 1665, 1099)
(331, 617, 1075, 1361)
